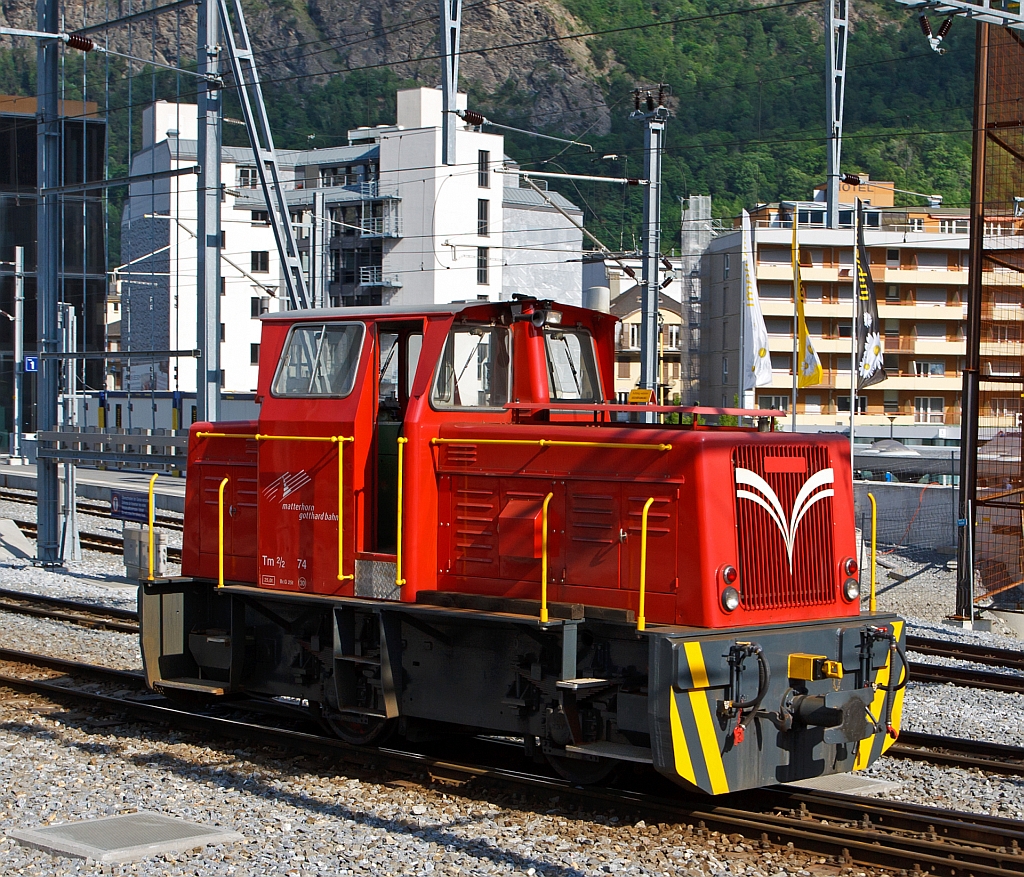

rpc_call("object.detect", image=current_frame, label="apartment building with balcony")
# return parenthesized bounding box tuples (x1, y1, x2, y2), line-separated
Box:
(700, 182, 970, 442)
(121, 88, 583, 393)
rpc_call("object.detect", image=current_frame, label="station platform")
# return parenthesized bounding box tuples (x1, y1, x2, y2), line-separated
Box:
(0, 459, 186, 513)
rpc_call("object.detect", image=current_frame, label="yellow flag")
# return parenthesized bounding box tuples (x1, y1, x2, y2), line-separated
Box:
(792, 222, 822, 388)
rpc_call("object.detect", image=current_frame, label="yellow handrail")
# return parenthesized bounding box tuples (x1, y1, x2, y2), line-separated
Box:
(868, 492, 878, 613)
(197, 431, 355, 584)
(637, 497, 656, 632)
(217, 476, 229, 589)
(336, 436, 355, 581)
(396, 437, 408, 588)
(540, 492, 554, 622)
(431, 437, 671, 452)
(147, 472, 159, 582)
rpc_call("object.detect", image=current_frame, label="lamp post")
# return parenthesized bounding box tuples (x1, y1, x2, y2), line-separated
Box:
(887, 413, 897, 441)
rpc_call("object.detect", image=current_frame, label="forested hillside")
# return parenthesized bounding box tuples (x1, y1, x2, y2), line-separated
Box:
(0, 0, 976, 257)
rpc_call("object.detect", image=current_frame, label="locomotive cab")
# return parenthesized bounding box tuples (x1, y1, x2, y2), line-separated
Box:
(142, 298, 907, 793)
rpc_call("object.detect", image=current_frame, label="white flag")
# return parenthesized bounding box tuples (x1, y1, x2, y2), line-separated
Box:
(742, 210, 772, 389)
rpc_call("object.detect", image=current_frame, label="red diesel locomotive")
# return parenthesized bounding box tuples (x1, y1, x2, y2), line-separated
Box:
(141, 297, 907, 793)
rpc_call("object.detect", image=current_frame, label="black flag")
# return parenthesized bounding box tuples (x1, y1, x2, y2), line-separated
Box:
(856, 200, 886, 389)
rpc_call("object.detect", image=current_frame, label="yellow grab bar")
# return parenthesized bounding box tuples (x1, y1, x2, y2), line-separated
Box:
(396, 437, 408, 588)
(540, 492, 554, 622)
(868, 491, 878, 613)
(217, 476, 229, 589)
(637, 497, 656, 632)
(147, 473, 159, 582)
(336, 436, 355, 581)
(431, 437, 671, 452)
(196, 431, 337, 443)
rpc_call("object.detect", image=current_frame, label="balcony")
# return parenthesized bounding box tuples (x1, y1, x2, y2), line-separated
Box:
(883, 267, 968, 286)
(358, 266, 402, 288)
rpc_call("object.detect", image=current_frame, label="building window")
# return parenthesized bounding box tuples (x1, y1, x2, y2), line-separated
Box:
(884, 390, 899, 413)
(251, 210, 269, 225)
(220, 230, 226, 249)
(252, 251, 270, 273)
(837, 395, 868, 414)
(330, 250, 340, 283)
(666, 324, 681, 349)
(478, 150, 490, 188)
(913, 360, 945, 377)
(628, 323, 641, 349)
(220, 277, 226, 296)
(722, 357, 728, 380)
(477, 199, 489, 237)
(759, 395, 789, 412)
(477, 247, 489, 284)
(250, 343, 260, 365)
(914, 396, 944, 423)
(885, 284, 900, 301)
(940, 218, 968, 235)
(908, 217, 924, 232)
(251, 296, 269, 318)
(220, 369, 225, 388)
(992, 397, 1019, 419)
(220, 323, 225, 342)
(617, 360, 630, 378)
(886, 249, 899, 268)
(238, 167, 258, 188)
(723, 253, 730, 279)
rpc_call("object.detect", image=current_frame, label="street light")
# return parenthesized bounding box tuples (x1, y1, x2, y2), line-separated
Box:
(886, 413, 897, 441)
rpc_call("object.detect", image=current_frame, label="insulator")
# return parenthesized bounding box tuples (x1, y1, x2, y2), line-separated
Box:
(937, 17, 953, 39)
(633, 89, 641, 111)
(840, 173, 861, 185)
(646, 92, 655, 111)
(918, 15, 933, 37)
(461, 109, 485, 126)
(658, 84, 665, 106)
(65, 33, 95, 52)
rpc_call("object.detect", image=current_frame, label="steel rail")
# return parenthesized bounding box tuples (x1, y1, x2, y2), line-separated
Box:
(0, 651, 1020, 876)
(13, 520, 183, 562)
(889, 730, 1024, 777)
(0, 590, 139, 633)
(908, 660, 1024, 693)
(907, 634, 1024, 671)
(0, 488, 184, 530)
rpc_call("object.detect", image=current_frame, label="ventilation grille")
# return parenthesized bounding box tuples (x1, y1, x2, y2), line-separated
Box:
(732, 444, 836, 610)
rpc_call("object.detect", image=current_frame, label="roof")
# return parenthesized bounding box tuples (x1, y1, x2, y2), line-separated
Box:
(609, 289, 682, 318)
(502, 185, 581, 213)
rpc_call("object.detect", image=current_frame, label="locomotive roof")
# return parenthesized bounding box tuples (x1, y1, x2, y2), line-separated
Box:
(260, 301, 612, 321)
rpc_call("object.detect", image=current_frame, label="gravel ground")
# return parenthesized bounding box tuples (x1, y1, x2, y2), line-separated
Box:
(1, 514, 1023, 875)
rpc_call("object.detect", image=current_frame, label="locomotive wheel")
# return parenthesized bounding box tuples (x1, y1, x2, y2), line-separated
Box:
(545, 752, 617, 785)
(324, 709, 396, 746)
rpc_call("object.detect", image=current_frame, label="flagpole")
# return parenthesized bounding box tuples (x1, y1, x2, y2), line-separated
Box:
(791, 211, 798, 432)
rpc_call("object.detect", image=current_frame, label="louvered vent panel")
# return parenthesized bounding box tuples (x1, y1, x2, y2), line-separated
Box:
(453, 484, 499, 570)
(732, 445, 835, 610)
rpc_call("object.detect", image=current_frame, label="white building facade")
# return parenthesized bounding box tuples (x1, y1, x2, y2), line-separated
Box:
(119, 88, 584, 393)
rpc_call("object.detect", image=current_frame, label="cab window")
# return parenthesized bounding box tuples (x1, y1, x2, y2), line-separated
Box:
(544, 328, 602, 401)
(431, 324, 511, 409)
(271, 322, 364, 397)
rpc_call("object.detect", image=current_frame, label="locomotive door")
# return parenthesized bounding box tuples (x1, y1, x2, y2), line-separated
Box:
(373, 322, 422, 553)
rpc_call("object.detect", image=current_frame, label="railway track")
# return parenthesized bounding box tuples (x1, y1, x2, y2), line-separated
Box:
(12, 519, 182, 563)
(890, 730, 1024, 777)
(0, 588, 139, 633)
(907, 634, 1024, 693)
(0, 487, 184, 531)
(0, 648, 1021, 877)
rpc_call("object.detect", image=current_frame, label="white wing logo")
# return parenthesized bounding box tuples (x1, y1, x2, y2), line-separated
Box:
(735, 467, 834, 572)
(262, 470, 312, 503)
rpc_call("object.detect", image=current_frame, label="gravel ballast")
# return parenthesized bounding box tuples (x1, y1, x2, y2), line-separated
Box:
(2, 512, 1023, 875)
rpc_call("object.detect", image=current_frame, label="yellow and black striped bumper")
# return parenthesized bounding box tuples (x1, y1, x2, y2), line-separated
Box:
(650, 616, 906, 794)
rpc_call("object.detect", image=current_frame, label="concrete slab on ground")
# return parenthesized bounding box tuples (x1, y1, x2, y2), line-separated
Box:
(0, 519, 34, 560)
(8, 811, 243, 863)
(783, 774, 901, 796)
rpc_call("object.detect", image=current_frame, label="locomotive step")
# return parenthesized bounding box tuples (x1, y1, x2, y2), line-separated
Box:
(330, 706, 388, 719)
(335, 654, 381, 666)
(154, 678, 227, 696)
(563, 741, 654, 764)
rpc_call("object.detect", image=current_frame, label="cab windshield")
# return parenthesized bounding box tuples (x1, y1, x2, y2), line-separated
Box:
(544, 327, 602, 401)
